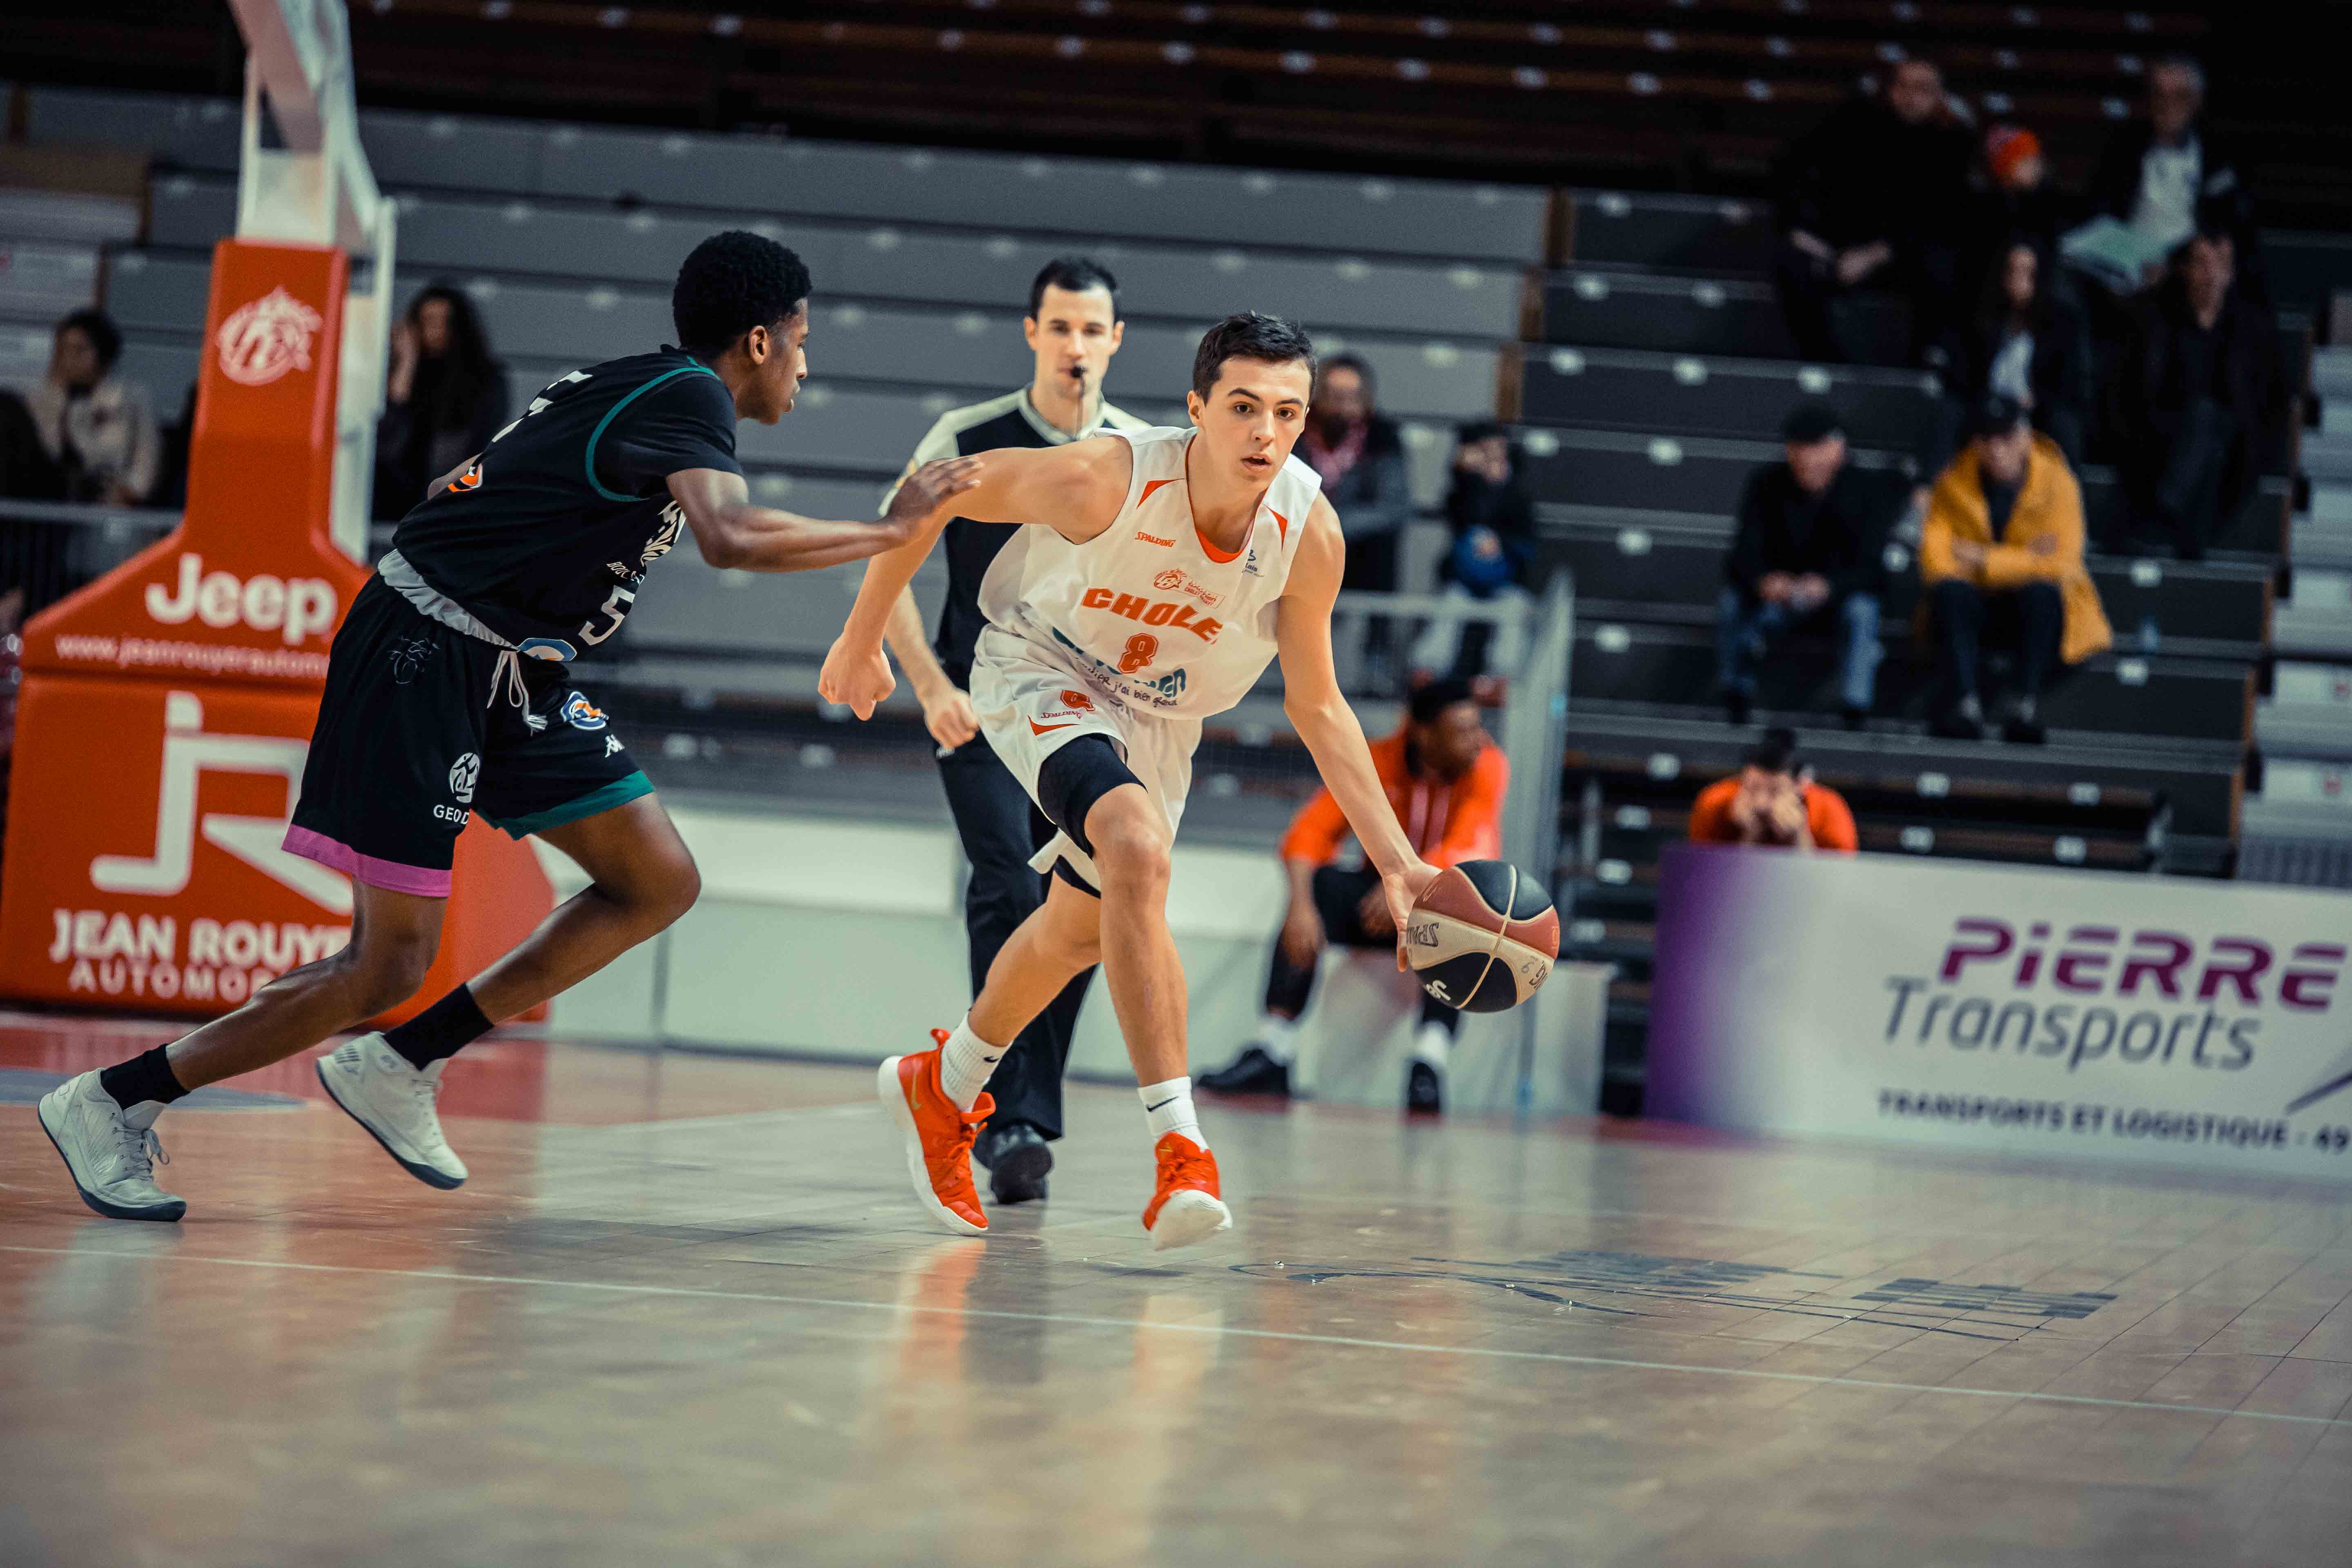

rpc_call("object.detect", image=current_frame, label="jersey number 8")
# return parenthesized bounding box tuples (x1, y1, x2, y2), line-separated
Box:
(1118, 633, 1158, 673)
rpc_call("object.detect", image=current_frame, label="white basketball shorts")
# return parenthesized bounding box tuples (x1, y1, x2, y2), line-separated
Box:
(969, 624, 1199, 892)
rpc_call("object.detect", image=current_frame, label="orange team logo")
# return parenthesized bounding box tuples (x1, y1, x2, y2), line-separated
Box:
(215, 287, 325, 387)
(1153, 568, 1220, 607)
(1059, 689, 1095, 712)
(445, 460, 484, 493)
(1134, 532, 1176, 548)
(1080, 587, 1223, 643)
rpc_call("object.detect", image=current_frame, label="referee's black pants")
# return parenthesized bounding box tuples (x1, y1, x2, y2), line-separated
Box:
(938, 736, 1092, 1141)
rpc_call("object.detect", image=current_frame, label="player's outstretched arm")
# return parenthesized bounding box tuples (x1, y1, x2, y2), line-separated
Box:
(820, 438, 1130, 719)
(665, 461, 981, 575)
(1275, 498, 1443, 964)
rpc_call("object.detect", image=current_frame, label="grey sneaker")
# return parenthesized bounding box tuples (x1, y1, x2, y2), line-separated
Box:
(316, 1033, 468, 1189)
(38, 1071, 185, 1222)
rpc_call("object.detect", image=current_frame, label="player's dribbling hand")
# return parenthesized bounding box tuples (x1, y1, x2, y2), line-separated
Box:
(1382, 859, 1446, 971)
(884, 455, 986, 537)
(818, 636, 895, 719)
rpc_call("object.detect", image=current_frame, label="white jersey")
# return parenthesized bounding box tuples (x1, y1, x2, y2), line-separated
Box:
(976, 425, 1320, 721)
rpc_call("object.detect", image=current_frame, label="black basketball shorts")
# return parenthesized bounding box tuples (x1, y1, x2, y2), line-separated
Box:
(284, 575, 652, 897)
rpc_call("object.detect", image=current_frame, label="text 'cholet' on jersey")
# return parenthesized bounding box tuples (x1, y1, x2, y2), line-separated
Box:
(977, 426, 1321, 722)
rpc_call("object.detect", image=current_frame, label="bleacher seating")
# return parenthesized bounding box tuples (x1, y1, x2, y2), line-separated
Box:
(16, 0, 2296, 205)
(45, 84, 1530, 528)
(1553, 522, 2272, 658)
(1497, 144, 2320, 1106)
(14, 0, 2352, 1114)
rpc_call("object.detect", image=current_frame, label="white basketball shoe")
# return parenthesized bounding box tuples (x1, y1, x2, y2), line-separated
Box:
(38, 1071, 186, 1222)
(316, 1033, 469, 1189)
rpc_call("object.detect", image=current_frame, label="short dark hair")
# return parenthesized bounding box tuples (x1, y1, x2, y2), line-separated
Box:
(1191, 312, 1316, 399)
(58, 307, 122, 370)
(1409, 676, 1479, 725)
(1780, 400, 1843, 445)
(1744, 726, 1801, 775)
(1319, 351, 1374, 401)
(1027, 256, 1118, 319)
(672, 231, 812, 359)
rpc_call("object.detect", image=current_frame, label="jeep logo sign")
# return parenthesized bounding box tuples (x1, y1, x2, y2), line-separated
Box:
(145, 553, 337, 646)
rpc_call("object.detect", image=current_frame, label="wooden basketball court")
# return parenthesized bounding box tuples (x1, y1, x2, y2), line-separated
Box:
(3, 1012, 2347, 1565)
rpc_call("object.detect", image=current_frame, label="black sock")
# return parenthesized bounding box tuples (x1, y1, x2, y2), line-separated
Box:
(99, 1045, 189, 1110)
(382, 986, 494, 1069)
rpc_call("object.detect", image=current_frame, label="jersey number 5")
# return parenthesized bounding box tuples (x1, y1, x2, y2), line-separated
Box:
(1118, 633, 1158, 673)
(579, 585, 636, 645)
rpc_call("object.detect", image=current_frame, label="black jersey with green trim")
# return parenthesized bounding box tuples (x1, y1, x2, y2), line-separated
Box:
(388, 347, 741, 659)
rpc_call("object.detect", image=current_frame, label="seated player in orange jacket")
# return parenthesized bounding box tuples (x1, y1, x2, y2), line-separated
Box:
(1687, 726, 1858, 852)
(1198, 678, 1507, 1114)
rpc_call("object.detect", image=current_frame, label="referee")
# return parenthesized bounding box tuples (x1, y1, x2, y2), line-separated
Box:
(879, 257, 1148, 1203)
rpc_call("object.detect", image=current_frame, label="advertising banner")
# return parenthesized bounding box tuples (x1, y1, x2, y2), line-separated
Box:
(0, 239, 552, 1022)
(1648, 844, 2352, 1180)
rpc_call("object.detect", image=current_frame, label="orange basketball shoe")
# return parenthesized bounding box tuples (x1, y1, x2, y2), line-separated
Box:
(878, 1031, 993, 1236)
(1143, 1133, 1232, 1251)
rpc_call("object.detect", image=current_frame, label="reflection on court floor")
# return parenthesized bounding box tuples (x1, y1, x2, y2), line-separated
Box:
(2, 1013, 2348, 1567)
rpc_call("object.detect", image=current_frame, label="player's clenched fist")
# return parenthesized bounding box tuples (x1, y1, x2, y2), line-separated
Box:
(818, 635, 896, 719)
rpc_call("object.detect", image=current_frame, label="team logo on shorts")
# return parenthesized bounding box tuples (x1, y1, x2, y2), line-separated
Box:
(388, 636, 434, 685)
(561, 691, 610, 731)
(1152, 568, 1221, 608)
(516, 637, 577, 662)
(1059, 689, 1095, 712)
(448, 752, 481, 805)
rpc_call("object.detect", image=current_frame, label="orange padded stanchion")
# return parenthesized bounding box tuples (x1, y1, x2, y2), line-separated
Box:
(0, 240, 552, 1023)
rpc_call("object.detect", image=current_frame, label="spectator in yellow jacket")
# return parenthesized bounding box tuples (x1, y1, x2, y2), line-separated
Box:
(1919, 394, 2112, 742)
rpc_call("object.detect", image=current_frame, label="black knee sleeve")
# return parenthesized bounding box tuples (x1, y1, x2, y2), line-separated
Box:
(1036, 735, 1140, 897)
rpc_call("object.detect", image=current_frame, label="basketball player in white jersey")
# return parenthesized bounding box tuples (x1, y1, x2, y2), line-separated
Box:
(821, 313, 1443, 1249)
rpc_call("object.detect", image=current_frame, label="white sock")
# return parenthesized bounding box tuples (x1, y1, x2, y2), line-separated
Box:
(1255, 1014, 1301, 1066)
(1411, 1020, 1452, 1070)
(1139, 1076, 1205, 1149)
(938, 1016, 1007, 1112)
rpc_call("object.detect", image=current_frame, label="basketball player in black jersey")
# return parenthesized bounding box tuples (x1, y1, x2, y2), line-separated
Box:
(40, 231, 978, 1222)
(878, 257, 1145, 1204)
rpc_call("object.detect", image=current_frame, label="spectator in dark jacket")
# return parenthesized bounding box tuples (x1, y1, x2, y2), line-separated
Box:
(1716, 403, 1891, 730)
(1412, 420, 1536, 682)
(2112, 231, 2284, 560)
(372, 283, 508, 520)
(1773, 58, 1977, 366)
(1977, 127, 2067, 263)
(1944, 239, 2094, 470)
(2081, 56, 2262, 303)
(1301, 353, 1413, 684)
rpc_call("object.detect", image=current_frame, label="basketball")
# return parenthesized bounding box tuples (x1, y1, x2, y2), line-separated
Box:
(1404, 860, 1560, 1013)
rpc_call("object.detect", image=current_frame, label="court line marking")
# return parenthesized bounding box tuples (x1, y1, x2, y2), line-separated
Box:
(7, 1244, 2349, 1429)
